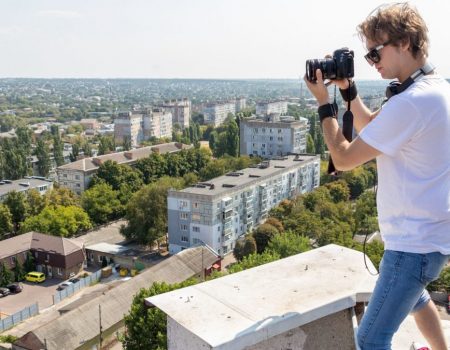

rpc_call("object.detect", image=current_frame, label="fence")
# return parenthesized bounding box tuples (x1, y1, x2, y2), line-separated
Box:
(0, 302, 39, 332)
(53, 270, 102, 305)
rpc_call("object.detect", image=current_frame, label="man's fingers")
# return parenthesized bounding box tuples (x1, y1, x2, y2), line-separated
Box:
(316, 69, 324, 84)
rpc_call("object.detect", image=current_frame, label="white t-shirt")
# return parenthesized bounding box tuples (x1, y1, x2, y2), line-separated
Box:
(359, 75, 450, 254)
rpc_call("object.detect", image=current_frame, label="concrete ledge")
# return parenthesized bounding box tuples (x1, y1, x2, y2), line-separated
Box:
(147, 244, 378, 349)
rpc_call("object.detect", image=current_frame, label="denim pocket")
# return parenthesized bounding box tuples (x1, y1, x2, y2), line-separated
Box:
(421, 252, 449, 285)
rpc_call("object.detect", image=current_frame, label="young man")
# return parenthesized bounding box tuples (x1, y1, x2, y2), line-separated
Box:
(304, 3, 450, 350)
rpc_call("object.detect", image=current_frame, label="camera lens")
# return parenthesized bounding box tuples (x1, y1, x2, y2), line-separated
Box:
(306, 59, 320, 82)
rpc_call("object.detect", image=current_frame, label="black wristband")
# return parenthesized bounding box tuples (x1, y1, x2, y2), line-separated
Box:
(318, 103, 337, 123)
(339, 81, 358, 102)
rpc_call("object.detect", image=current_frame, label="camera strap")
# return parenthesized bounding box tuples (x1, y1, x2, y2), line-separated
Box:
(327, 81, 354, 174)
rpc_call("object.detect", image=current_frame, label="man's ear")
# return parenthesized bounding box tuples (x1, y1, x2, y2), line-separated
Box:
(399, 38, 411, 52)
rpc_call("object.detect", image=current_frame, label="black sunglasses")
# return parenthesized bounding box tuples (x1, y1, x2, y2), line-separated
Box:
(364, 41, 391, 64)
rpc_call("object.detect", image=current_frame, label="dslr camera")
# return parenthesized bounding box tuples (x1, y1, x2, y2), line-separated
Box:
(306, 48, 354, 82)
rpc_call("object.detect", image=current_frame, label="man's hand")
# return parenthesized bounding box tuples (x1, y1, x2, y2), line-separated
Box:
(304, 69, 330, 106)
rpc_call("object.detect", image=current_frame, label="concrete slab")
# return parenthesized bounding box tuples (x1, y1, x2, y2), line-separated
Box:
(147, 244, 378, 349)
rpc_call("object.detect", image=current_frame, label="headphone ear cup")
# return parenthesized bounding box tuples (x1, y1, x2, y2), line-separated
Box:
(385, 81, 401, 99)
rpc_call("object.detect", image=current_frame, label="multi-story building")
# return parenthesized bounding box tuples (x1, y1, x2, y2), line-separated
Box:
(203, 102, 236, 127)
(232, 97, 246, 113)
(143, 108, 173, 139)
(240, 114, 309, 158)
(0, 177, 53, 202)
(158, 99, 191, 129)
(56, 142, 191, 194)
(80, 118, 99, 130)
(167, 155, 320, 256)
(256, 100, 288, 117)
(114, 112, 143, 147)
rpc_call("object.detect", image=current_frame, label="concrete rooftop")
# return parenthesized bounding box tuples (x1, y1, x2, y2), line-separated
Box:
(146, 244, 378, 349)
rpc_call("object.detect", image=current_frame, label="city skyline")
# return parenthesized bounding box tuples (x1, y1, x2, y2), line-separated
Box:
(1, 0, 449, 79)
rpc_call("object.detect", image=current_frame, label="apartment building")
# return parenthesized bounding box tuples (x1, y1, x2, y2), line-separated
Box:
(203, 102, 236, 127)
(232, 97, 246, 112)
(158, 98, 191, 129)
(56, 142, 191, 194)
(142, 108, 173, 140)
(167, 155, 320, 256)
(113, 111, 143, 147)
(0, 177, 53, 202)
(240, 114, 308, 158)
(256, 100, 288, 116)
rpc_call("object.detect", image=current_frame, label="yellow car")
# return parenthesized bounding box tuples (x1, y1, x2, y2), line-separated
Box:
(25, 272, 46, 283)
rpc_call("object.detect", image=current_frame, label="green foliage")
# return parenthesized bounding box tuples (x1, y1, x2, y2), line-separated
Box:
(69, 142, 80, 162)
(306, 133, 315, 154)
(0, 334, 18, 343)
(233, 235, 257, 261)
(26, 188, 48, 216)
(23, 252, 36, 272)
(428, 266, 450, 293)
(0, 261, 13, 287)
(13, 257, 25, 282)
(324, 180, 350, 203)
(0, 136, 31, 180)
(34, 138, 51, 177)
(228, 251, 281, 274)
(354, 191, 378, 235)
(264, 217, 284, 233)
(302, 186, 332, 212)
(90, 160, 143, 193)
(265, 231, 311, 258)
(121, 177, 184, 245)
(52, 126, 65, 166)
(98, 135, 115, 155)
(20, 205, 92, 236)
(0, 204, 13, 238)
(226, 118, 239, 157)
(81, 183, 123, 224)
(45, 186, 80, 207)
(3, 191, 29, 232)
(121, 280, 198, 350)
(253, 224, 280, 254)
(123, 135, 132, 151)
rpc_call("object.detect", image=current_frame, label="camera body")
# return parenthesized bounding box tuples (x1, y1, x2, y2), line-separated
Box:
(306, 48, 354, 82)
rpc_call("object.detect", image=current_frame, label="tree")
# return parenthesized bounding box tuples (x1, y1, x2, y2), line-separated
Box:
(35, 138, 51, 177)
(98, 136, 115, 155)
(45, 187, 80, 207)
(302, 187, 332, 212)
(354, 191, 378, 235)
(0, 204, 13, 238)
(253, 223, 279, 254)
(3, 191, 29, 233)
(306, 133, 315, 154)
(0, 262, 13, 287)
(314, 127, 325, 156)
(233, 235, 257, 262)
(69, 142, 80, 162)
(90, 160, 143, 193)
(121, 177, 184, 245)
(208, 132, 217, 154)
(226, 119, 239, 157)
(428, 266, 450, 292)
(324, 180, 350, 203)
(228, 251, 281, 274)
(81, 183, 122, 224)
(264, 217, 284, 233)
(82, 142, 93, 157)
(266, 231, 310, 258)
(26, 188, 48, 216)
(52, 125, 65, 166)
(121, 280, 198, 350)
(20, 205, 92, 237)
(123, 135, 132, 151)
(23, 252, 36, 272)
(13, 257, 25, 282)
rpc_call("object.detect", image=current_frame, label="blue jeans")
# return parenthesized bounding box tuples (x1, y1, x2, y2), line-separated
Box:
(357, 250, 449, 350)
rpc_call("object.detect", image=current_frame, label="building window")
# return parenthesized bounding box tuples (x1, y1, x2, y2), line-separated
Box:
(193, 238, 201, 244)
(179, 200, 188, 208)
(181, 236, 189, 242)
(192, 226, 200, 233)
(57, 267, 63, 276)
(193, 202, 199, 209)
(180, 212, 189, 220)
(180, 224, 188, 231)
(98, 255, 105, 263)
(75, 175, 80, 180)
(63, 174, 67, 178)
(35, 252, 38, 258)
(10, 256, 17, 266)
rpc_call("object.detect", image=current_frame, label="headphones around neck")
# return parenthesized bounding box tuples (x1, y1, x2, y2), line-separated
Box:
(385, 62, 435, 100)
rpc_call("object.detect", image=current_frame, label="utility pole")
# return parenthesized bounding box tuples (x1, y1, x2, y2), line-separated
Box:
(99, 304, 103, 349)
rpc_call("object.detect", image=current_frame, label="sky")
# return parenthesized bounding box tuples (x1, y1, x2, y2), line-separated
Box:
(0, 0, 449, 80)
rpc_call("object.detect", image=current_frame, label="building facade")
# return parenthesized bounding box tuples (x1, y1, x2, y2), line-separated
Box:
(0, 177, 53, 202)
(167, 155, 320, 256)
(158, 99, 191, 129)
(114, 112, 144, 147)
(203, 102, 236, 127)
(256, 100, 288, 117)
(240, 114, 308, 158)
(143, 108, 173, 139)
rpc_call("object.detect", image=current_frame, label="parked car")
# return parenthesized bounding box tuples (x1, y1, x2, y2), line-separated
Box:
(68, 277, 80, 284)
(6, 282, 23, 293)
(25, 272, 46, 283)
(0, 287, 10, 297)
(56, 281, 73, 291)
